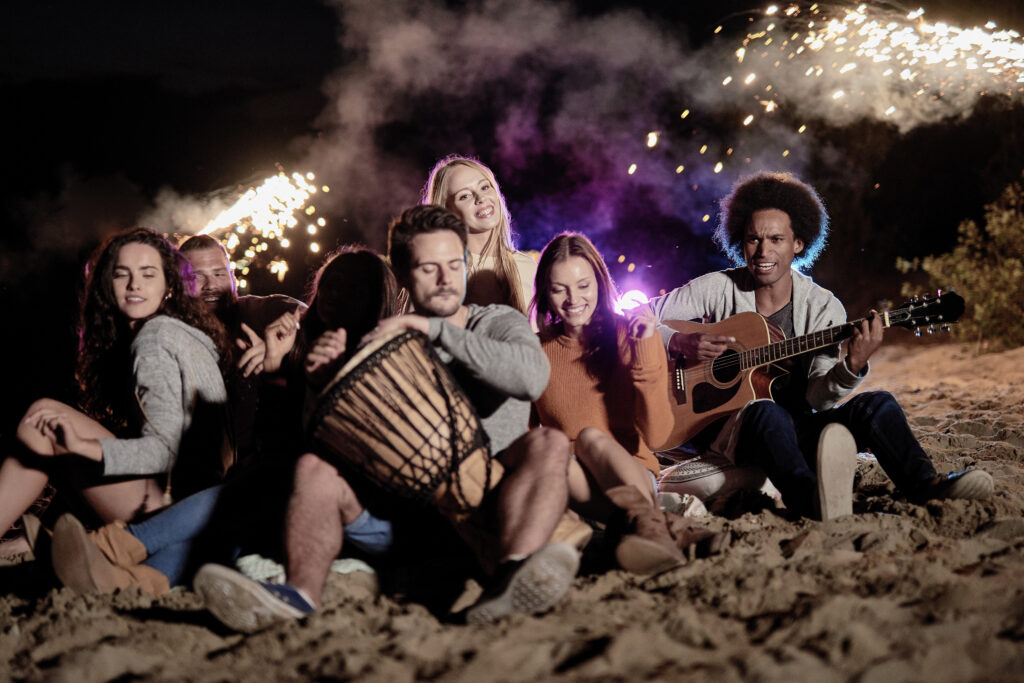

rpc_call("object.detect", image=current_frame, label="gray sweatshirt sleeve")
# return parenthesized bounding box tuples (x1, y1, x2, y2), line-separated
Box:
(804, 296, 866, 411)
(428, 306, 550, 401)
(650, 283, 704, 349)
(99, 331, 187, 476)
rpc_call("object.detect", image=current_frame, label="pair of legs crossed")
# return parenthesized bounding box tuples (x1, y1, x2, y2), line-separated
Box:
(1, 398, 165, 557)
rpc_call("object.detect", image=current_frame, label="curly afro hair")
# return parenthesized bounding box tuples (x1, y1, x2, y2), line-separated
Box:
(713, 171, 829, 270)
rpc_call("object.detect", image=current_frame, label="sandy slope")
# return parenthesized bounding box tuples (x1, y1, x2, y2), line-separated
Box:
(3, 342, 1024, 682)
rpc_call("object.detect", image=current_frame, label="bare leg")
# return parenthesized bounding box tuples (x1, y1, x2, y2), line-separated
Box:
(574, 427, 657, 511)
(494, 427, 571, 560)
(11, 398, 168, 530)
(284, 453, 363, 606)
(0, 457, 50, 554)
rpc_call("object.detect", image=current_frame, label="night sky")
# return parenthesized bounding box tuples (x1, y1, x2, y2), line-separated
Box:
(3, 0, 1024, 433)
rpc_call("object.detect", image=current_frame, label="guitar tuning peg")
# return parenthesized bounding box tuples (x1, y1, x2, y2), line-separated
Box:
(926, 325, 936, 334)
(914, 327, 922, 337)
(910, 296, 919, 304)
(921, 293, 930, 300)
(940, 324, 951, 332)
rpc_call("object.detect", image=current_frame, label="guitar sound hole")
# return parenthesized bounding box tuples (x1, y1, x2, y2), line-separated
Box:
(710, 349, 740, 384)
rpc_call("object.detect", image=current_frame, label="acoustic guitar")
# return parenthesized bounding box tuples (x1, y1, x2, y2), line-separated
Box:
(654, 291, 965, 451)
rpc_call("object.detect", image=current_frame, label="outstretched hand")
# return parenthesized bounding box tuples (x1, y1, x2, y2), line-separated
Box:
(263, 310, 302, 373)
(235, 323, 267, 377)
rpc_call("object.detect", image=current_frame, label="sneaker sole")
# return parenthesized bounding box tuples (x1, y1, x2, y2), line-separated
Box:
(816, 423, 857, 521)
(466, 542, 579, 625)
(194, 564, 306, 633)
(945, 470, 994, 500)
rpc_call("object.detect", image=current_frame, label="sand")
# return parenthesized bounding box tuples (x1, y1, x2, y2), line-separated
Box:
(3, 341, 1024, 682)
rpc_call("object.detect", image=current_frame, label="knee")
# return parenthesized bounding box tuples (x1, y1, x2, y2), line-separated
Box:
(511, 427, 571, 471)
(533, 427, 571, 465)
(293, 453, 357, 504)
(848, 390, 899, 415)
(743, 400, 792, 426)
(859, 390, 897, 409)
(294, 453, 341, 489)
(576, 427, 609, 454)
(17, 398, 66, 442)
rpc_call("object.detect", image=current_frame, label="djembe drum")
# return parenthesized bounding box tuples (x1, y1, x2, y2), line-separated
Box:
(306, 329, 496, 510)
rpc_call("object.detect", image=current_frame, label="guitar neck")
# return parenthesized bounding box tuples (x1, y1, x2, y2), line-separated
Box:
(741, 314, 886, 368)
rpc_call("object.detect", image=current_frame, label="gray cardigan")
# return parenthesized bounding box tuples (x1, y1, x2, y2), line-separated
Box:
(100, 315, 228, 478)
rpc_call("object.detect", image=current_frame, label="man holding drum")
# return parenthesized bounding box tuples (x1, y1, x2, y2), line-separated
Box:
(196, 205, 581, 630)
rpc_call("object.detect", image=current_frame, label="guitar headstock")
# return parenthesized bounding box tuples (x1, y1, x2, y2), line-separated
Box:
(886, 290, 965, 334)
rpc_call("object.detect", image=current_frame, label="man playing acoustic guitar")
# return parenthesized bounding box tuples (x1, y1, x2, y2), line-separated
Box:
(650, 171, 993, 519)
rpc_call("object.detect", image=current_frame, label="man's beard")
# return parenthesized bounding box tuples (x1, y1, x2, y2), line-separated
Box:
(207, 291, 239, 326)
(416, 288, 462, 318)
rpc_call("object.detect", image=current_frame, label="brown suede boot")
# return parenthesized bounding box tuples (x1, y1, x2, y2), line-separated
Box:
(51, 514, 170, 596)
(88, 520, 148, 566)
(605, 485, 685, 574)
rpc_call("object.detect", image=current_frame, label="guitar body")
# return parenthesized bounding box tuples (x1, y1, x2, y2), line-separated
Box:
(654, 312, 787, 451)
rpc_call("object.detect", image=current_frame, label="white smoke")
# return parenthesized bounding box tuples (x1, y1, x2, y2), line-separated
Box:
(133, 0, 1024, 256)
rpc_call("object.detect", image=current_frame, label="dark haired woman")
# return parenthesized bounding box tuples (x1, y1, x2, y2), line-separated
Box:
(49, 246, 403, 594)
(1, 228, 229, 567)
(532, 233, 713, 574)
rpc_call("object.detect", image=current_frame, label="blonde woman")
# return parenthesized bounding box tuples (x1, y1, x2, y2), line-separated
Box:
(423, 155, 536, 316)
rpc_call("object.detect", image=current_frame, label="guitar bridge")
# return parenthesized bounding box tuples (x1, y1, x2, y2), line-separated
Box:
(674, 367, 687, 404)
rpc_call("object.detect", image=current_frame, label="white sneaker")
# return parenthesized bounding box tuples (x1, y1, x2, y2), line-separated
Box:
(815, 423, 857, 521)
(194, 563, 315, 633)
(465, 542, 579, 624)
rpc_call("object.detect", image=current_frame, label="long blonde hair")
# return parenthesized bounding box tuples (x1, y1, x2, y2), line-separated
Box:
(422, 155, 528, 314)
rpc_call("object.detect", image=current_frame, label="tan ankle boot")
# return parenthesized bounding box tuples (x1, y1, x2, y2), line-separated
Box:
(88, 520, 148, 566)
(605, 485, 685, 574)
(51, 514, 169, 596)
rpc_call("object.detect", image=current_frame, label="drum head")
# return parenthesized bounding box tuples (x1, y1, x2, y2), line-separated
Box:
(316, 327, 410, 402)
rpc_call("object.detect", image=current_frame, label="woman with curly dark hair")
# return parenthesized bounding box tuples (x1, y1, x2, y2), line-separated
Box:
(46, 245, 404, 596)
(1, 227, 230, 559)
(532, 233, 717, 574)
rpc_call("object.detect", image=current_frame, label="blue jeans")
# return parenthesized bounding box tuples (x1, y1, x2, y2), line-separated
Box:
(128, 485, 224, 586)
(127, 485, 394, 586)
(735, 391, 938, 516)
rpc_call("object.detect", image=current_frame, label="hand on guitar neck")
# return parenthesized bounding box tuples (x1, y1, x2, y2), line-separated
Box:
(844, 310, 884, 375)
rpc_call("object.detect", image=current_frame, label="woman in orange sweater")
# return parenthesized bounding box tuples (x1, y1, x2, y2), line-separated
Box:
(532, 233, 686, 573)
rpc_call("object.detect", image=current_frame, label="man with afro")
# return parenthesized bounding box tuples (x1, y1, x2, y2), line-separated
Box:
(650, 172, 992, 519)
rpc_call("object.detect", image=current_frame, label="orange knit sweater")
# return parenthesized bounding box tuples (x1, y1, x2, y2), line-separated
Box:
(533, 322, 672, 476)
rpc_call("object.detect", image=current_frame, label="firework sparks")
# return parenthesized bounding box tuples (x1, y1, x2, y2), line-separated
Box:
(724, 3, 1024, 131)
(627, 1, 1024, 243)
(195, 171, 325, 291)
